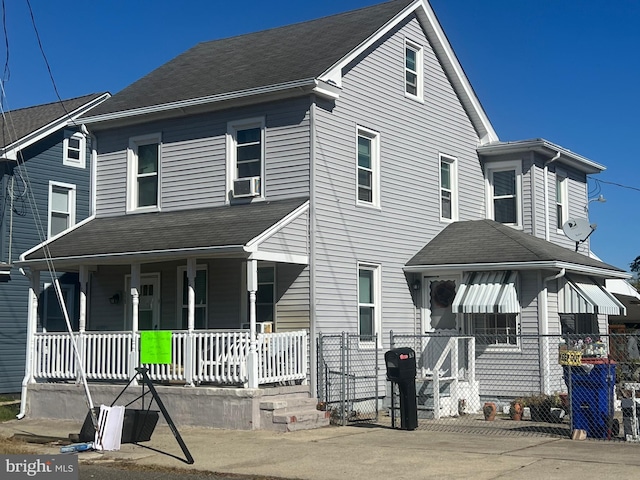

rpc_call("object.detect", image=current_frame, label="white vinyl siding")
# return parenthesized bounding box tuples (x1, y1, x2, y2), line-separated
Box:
(127, 133, 161, 212)
(48, 181, 76, 238)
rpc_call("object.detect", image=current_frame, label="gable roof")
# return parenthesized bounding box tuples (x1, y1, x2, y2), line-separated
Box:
(20, 197, 309, 267)
(405, 219, 627, 278)
(80, 0, 497, 143)
(0, 93, 110, 160)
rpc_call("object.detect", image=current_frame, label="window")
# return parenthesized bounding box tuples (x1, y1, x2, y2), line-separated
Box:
(63, 131, 86, 168)
(469, 313, 518, 346)
(560, 314, 597, 335)
(43, 282, 78, 332)
(127, 134, 161, 212)
(356, 127, 380, 207)
(257, 266, 275, 323)
(404, 40, 423, 100)
(227, 118, 265, 200)
(439, 154, 458, 221)
(48, 181, 76, 238)
(556, 171, 568, 230)
(178, 266, 207, 329)
(486, 161, 522, 227)
(358, 264, 380, 343)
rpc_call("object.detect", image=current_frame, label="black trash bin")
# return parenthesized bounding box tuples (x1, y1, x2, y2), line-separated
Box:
(385, 347, 418, 430)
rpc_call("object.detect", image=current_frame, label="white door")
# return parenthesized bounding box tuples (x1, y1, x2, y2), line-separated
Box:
(421, 276, 459, 333)
(125, 274, 160, 330)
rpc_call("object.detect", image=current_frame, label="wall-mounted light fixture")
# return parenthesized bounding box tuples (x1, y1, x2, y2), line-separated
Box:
(411, 279, 421, 291)
(109, 293, 120, 305)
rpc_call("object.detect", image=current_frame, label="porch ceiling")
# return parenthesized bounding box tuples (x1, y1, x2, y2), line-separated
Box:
(405, 219, 627, 278)
(20, 197, 309, 266)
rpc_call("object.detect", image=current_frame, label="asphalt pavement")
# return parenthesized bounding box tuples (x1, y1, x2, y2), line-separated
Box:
(2, 417, 640, 479)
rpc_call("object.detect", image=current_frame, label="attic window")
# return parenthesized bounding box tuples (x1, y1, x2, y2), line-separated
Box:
(63, 131, 86, 168)
(404, 40, 423, 101)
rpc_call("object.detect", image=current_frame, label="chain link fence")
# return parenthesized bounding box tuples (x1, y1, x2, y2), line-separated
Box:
(315, 330, 640, 442)
(316, 333, 380, 425)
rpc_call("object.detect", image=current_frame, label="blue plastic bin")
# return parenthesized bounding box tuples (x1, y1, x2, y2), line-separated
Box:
(563, 361, 616, 439)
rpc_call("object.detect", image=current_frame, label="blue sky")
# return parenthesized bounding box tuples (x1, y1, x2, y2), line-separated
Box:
(3, 0, 638, 272)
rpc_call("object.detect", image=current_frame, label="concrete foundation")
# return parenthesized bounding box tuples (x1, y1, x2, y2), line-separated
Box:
(26, 381, 312, 430)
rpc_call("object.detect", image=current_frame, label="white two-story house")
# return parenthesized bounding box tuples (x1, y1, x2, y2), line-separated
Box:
(17, 0, 627, 429)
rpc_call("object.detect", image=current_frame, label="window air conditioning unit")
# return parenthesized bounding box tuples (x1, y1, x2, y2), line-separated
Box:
(241, 321, 273, 333)
(233, 176, 261, 198)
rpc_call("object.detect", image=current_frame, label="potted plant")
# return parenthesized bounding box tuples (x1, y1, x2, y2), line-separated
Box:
(483, 402, 497, 421)
(510, 398, 525, 421)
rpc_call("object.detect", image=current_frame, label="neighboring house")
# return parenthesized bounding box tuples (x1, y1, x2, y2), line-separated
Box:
(16, 0, 628, 426)
(0, 93, 110, 393)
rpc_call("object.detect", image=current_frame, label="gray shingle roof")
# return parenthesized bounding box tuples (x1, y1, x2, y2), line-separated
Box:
(407, 219, 624, 272)
(0, 93, 107, 150)
(86, 0, 415, 117)
(24, 197, 308, 262)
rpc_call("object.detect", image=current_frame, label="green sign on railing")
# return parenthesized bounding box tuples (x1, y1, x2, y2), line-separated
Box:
(140, 330, 172, 365)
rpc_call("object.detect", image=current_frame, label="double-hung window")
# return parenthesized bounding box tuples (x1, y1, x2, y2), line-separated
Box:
(404, 40, 423, 101)
(356, 127, 380, 207)
(48, 181, 76, 238)
(556, 170, 568, 230)
(257, 266, 275, 323)
(178, 265, 207, 329)
(358, 263, 380, 344)
(63, 131, 86, 168)
(485, 161, 522, 227)
(227, 118, 265, 200)
(439, 154, 458, 221)
(128, 134, 161, 212)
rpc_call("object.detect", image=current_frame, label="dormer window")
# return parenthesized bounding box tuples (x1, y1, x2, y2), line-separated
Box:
(63, 131, 86, 168)
(556, 170, 568, 230)
(485, 161, 522, 227)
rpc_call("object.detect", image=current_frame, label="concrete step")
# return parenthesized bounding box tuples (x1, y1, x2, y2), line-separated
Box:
(260, 396, 330, 432)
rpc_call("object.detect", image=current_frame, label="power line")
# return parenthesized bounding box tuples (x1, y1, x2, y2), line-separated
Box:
(2, 0, 9, 82)
(24, 0, 75, 125)
(592, 177, 640, 194)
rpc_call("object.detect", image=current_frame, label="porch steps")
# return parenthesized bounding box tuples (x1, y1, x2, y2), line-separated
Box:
(260, 396, 330, 432)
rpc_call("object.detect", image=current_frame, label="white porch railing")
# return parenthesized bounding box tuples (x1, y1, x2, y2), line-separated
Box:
(32, 329, 307, 386)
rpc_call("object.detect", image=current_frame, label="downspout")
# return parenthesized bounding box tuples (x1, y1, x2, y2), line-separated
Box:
(539, 268, 565, 394)
(544, 151, 561, 241)
(309, 95, 318, 396)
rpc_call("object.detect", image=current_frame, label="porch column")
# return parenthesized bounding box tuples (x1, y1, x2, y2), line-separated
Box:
(247, 259, 259, 388)
(185, 258, 196, 386)
(129, 263, 141, 381)
(19, 269, 40, 418)
(76, 265, 89, 383)
(26, 270, 40, 384)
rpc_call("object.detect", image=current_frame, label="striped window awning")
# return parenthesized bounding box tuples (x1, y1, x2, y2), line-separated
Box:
(560, 275, 626, 316)
(452, 271, 520, 314)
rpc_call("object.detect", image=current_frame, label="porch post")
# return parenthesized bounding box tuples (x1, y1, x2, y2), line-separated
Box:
(129, 263, 141, 381)
(247, 259, 259, 388)
(185, 258, 196, 386)
(76, 265, 88, 383)
(26, 270, 40, 384)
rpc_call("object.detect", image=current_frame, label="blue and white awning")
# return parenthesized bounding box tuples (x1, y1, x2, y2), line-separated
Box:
(452, 271, 520, 314)
(560, 275, 626, 316)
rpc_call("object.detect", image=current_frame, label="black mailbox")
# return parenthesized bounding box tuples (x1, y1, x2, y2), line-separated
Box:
(385, 347, 417, 381)
(385, 347, 418, 430)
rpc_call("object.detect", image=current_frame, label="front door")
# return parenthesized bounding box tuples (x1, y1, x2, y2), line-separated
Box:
(125, 274, 160, 330)
(422, 276, 459, 333)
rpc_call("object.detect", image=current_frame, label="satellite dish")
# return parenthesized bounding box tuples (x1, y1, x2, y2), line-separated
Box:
(562, 218, 596, 242)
